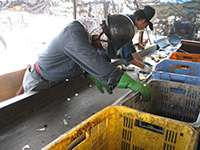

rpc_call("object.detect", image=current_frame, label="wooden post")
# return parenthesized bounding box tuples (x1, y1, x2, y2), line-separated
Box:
(73, 0, 76, 19)
(138, 31, 143, 43)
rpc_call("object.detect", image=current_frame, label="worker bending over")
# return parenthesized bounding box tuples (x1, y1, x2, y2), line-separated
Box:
(23, 14, 151, 101)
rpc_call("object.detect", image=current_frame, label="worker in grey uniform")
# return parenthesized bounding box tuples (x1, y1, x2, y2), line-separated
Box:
(23, 14, 151, 101)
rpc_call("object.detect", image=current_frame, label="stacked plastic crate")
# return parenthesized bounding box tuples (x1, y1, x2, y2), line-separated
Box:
(152, 56, 200, 85)
(147, 51, 200, 149)
(152, 40, 200, 85)
(150, 51, 200, 126)
(116, 49, 200, 149)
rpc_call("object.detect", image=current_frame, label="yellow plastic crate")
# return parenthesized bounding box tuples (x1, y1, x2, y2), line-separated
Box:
(42, 106, 198, 150)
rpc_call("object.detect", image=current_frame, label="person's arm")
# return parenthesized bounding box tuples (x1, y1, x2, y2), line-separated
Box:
(89, 75, 112, 94)
(132, 52, 143, 62)
(120, 41, 136, 63)
(120, 42, 152, 73)
(64, 22, 123, 89)
(118, 73, 151, 101)
(129, 58, 145, 69)
(128, 58, 152, 73)
(64, 22, 151, 100)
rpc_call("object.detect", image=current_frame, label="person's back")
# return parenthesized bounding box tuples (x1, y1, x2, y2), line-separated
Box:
(38, 21, 84, 82)
(23, 14, 151, 102)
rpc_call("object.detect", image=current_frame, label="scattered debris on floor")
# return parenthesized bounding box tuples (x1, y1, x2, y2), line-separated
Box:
(36, 125, 47, 132)
(22, 144, 30, 150)
(36, 128, 46, 132)
(63, 119, 68, 125)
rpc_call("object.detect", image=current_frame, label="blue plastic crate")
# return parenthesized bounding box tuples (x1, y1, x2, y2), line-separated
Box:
(152, 59, 200, 85)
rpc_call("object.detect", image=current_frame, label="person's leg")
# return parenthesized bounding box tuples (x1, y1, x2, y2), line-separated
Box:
(23, 64, 59, 93)
(23, 68, 37, 93)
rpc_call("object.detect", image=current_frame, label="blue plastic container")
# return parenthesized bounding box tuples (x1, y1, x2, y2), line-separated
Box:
(152, 59, 200, 85)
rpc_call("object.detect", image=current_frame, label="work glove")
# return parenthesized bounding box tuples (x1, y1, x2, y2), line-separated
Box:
(141, 65, 152, 74)
(117, 73, 151, 102)
(89, 75, 112, 94)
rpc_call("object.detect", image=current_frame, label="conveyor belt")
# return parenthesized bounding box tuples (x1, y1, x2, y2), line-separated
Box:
(0, 43, 176, 150)
(0, 82, 129, 150)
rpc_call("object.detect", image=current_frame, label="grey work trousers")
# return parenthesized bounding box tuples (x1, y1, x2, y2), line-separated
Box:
(23, 64, 59, 93)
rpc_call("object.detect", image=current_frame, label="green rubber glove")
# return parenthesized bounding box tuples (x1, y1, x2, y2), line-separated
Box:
(89, 75, 112, 94)
(117, 73, 151, 102)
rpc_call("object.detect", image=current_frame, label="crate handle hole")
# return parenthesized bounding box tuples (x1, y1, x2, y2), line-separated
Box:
(170, 88, 186, 94)
(135, 120, 164, 134)
(170, 79, 185, 83)
(67, 133, 87, 150)
(180, 133, 184, 136)
(177, 65, 189, 70)
(183, 56, 193, 60)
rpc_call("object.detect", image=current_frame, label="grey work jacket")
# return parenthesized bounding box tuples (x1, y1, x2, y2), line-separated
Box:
(38, 20, 123, 89)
